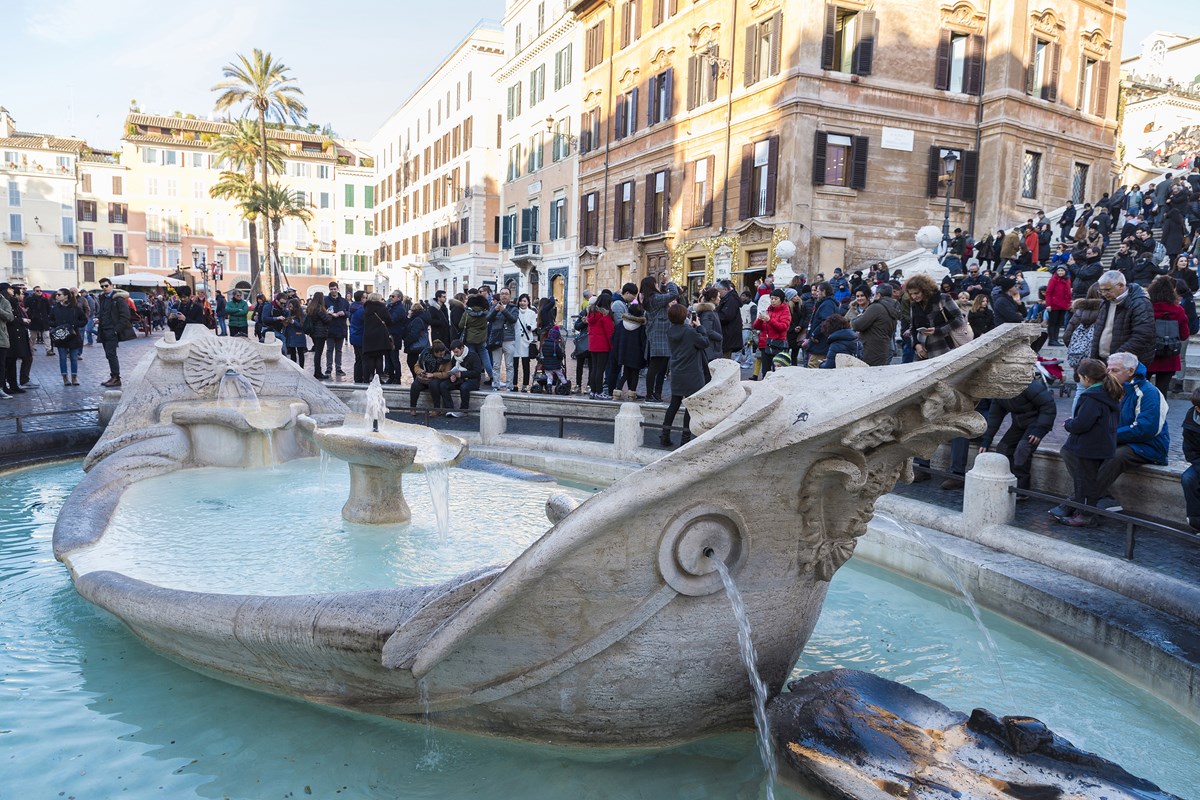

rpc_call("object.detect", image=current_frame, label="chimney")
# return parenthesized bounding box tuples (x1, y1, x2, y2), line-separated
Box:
(0, 107, 16, 138)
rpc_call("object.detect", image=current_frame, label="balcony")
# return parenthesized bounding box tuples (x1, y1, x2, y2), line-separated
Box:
(55, 235, 77, 246)
(147, 231, 162, 242)
(318, 241, 334, 252)
(164, 232, 181, 243)
(7, 265, 24, 279)
(81, 245, 95, 256)
(511, 241, 542, 264)
(113, 247, 126, 258)
(3, 231, 26, 244)
(296, 241, 311, 250)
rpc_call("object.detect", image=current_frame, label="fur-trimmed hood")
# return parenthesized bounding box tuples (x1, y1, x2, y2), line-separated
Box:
(622, 311, 646, 330)
(692, 302, 716, 314)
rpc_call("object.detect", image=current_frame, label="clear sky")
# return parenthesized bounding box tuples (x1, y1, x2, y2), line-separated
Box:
(1, 0, 1197, 150)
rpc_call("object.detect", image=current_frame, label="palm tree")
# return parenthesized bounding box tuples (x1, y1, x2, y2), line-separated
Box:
(212, 49, 307, 293)
(253, 183, 313, 291)
(208, 119, 285, 293)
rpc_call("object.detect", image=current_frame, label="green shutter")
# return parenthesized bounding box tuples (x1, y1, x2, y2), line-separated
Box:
(364, 186, 374, 208)
(345, 219, 354, 234)
(344, 185, 354, 207)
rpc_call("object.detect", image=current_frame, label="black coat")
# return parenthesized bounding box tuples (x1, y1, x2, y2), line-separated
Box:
(1062, 385, 1121, 460)
(361, 300, 392, 355)
(981, 378, 1057, 447)
(1059, 204, 1077, 230)
(1071, 259, 1104, 299)
(666, 322, 710, 397)
(992, 293, 1025, 324)
(1162, 209, 1187, 254)
(428, 302, 453, 346)
(49, 302, 87, 348)
(716, 290, 743, 353)
(1089, 282, 1157, 364)
(403, 312, 430, 352)
(617, 319, 648, 369)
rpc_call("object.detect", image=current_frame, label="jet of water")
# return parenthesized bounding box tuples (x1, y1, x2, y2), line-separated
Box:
(216, 369, 260, 412)
(423, 463, 451, 543)
(365, 376, 387, 433)
(709, 554, 777, 800)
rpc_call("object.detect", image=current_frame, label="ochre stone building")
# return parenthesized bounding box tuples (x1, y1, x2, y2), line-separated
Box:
(571, 0, 1125, 292)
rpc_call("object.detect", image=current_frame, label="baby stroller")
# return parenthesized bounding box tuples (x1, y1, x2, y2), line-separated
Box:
(1036, 355, 1067, 396)
(529, 328, 573, 395)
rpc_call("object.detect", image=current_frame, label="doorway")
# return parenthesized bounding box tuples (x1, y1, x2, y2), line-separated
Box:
(550, 273, 565, 323)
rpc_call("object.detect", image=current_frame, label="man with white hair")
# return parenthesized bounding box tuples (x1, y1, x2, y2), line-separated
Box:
(1089, 270, 1156, 365)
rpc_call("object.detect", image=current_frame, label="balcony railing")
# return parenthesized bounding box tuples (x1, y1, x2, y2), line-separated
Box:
(7, 265, 24, 279)
(296, 241, 311, 250)
(429, 246, 451, 261)
(81, 246, 95, 256)
(147, 231, 162, 242)
(318, 241, 334, 251)
(164, 232, 181, 243)
(512, 241, 542, 261)
(3, 231, 27, 244)
(113, 247, 126, 257)
(55, 235, 76, 246)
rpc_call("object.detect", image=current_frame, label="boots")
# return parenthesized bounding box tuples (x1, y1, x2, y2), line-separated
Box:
(62, 374, 70, 386)
(659, 431, 673, 447)
(681, 431, 692, 445)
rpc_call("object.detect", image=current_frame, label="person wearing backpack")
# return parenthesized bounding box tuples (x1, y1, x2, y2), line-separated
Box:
(1147, 274, 1189, 394)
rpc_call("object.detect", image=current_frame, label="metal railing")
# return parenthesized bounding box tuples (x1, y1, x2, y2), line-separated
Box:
(0, 406, 99, 434)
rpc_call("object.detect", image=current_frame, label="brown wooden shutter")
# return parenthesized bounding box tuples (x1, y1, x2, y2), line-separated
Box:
(1094, 61, 1111, 117)
(580, 194, 589, 245)
(614, 185, 624, 239)
(683, 160, 695, 227)
(614, 98, 626, 140)
(745, 25, 757, 86)
(813, 131, 828, 185)
(634, 0, 642, 39)
(927, 146, 942, 197)
(646, 74, 658, 124)
(964, 34, 985, 95)
(850, 136, 869, 190)
(1025, 36, 1038, 94)
(764, 136, 780, 216)
(645, 175, 656, 233)
(702, 156, 714, 226)
(738, 144, 754, 219)
(628, 182, 636, 238)
(769, 12, 783, 76)
(1045, 42, 1061, 102)
(821, 4, 837, 71)
(934, 30, 952, 91)
(854, 9, 875, 75)
(597, 20, 606, 64)
(669, 0, 677, 16)
(76, 200, 85, 220)
(580, 113, 589, 152)
(958, 150, 979, 201)
(687, 55, 699, 110)
(652, 0, 662, 26)
(621, 2, 631, 48)
(663, 68, 674, 119)
(108, 205, 115, 224)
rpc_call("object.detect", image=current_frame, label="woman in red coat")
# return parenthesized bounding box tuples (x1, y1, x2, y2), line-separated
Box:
(751, 289, 792, 375)
(1045, 265, 1073, 345)
(1147, 274, 1190, 394)
(586, 295, 615, 399)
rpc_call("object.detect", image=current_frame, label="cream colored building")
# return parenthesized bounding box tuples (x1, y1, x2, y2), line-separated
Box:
(571, 0, 1125, 291)
(76, 149, 131, 287)
(0, 107, 86, 289)
(372, 22, 505, 302)
(333, 141, 379, 296)
(497, 0, 584, 322)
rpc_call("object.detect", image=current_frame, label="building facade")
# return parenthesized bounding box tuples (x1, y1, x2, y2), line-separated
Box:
(372, 23, 505, 302)
(571, 0, 1125, 290)
(497, 0, 584, 322)
(76, 149, 131, 286)
(0, 108, 88, 289)
(333, 142, 380, 296)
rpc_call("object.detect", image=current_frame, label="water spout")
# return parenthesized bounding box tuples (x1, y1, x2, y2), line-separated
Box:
(423, 463, 451, 542)
(365, 376, 388, 432)
(708, 555, 777, 800)
(217, 368, 260, 412)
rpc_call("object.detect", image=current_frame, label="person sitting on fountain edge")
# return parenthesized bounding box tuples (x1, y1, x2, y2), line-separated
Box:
(445, 340, 482, 418)
(409, 339, 453, 416)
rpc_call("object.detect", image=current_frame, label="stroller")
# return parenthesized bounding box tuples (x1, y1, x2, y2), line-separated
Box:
(1036, 355, 1067, 396)
(529, 327, 573, 395)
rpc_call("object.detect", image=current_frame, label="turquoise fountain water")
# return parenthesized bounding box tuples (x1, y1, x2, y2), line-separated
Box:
(5, 461, 1199, 798)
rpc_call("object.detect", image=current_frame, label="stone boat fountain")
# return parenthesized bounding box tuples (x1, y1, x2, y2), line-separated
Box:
(53, 323, 1037, 745)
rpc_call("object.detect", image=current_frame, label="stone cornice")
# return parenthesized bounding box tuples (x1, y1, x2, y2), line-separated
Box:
(495, 17, 578, 81)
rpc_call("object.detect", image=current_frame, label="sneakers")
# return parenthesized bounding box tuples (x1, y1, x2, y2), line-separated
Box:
(1063, 513, 1097, 527)
(597, 392, 613, 400)
(1046, 503, 1071, 520)
(445, 411, 464, 418)
(101, 377, 121, 387)
(940, 477, 964, 490)
(0, 390, 10, 399)
(1095, 497, 1123, 513)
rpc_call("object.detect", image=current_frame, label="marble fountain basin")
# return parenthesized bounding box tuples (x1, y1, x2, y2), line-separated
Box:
(52, 323, 1039, 745)
(305, 416, 467, 470)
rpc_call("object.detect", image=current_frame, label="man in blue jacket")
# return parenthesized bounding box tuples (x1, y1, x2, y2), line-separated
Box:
(1091, 352, 1170, 510)
(347, 290, 366, 383)
(324, 282, 349, 377)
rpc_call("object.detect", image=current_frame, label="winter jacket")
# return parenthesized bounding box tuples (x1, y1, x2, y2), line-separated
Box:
(282, 310, 308, 350)
(806, 297, 840, 355)
(403, 312, 430, 352)
(908, 294, 962, 360)
(643, 284, 680, 358)
(617, 312, 648, 369)
(992, 293, 1026, 324)
(819, 328, 861, 368)
(461, 306, 489, 346)
(1116, 364, 1170, 464)
(347, 301, 364, 347)
(1071, 259, 1105, 299)
(1063, 297, 1101, 346)
(225, 299, 250, 327)
(428, 302, 453, 345)
(665, 322, 710, 397)
(1126, 258, 1168, 288)
(306, 303, 332, 339)
(0, 294, 12, 349)
(752, 302, 791, 348)
(1148, 301, 1189, 374)
(514, 307, 539, 354)
(361, 300, 392, 355)
(1183, 405, 1200, 464)
(1090, 282, 1157, 364)
(693, 302, 723, 361)
(980, 377, 1057, 448)
(385, 300, 408, 342)
(49, 301, 87, 348)
(849, 297, 900, 366)
(1062, 384, 1121, 460)
(1045, 275, 1072, 311)
(324, 294, 350, 338)
(540, 328, 566, 371)
(586, 309, 614, 353)
(97, 289, 135, 343)
(716, 290, 743, 354)
(968, 307, 995, 340)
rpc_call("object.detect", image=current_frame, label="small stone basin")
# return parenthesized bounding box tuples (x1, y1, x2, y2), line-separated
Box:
(312, 417, 467, 472)
(162, 399, 311, 468)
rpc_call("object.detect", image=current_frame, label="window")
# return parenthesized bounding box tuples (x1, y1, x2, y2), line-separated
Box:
(113, 232, 125, 256)
(528, 132, 544, 172)
(146, 177, 159, 195)
(1077, 56, 1111, 116)
(614, 88, 639, 140)
(167, 247, 181, 270)
(81, 231, 94, 254)
(580, 108, 601, 153)
(108, 203, 128, 224)
(142, 147, 159, 164)
(64, 253, 76, 273)
(529, 66, 546, 107)
(620, 0, 641, 49)
(740, 138, 778, 217)
(320, 192, 331, 209)
(1026, 37, 1061, 101)
(344, 185, 355, 207)
(364, 186, 374, 208)
(820, 5, 875, 76)
(163, 150, 177, 166)
(614, 180, 636, 240)
(345, 218, 355, 235)
(935, 31, 984, 94)
(580, 191, 599, 246)
(745, 12, 783, 86)
(83, 260, 95, 283)
(318, 165, 331, 179)
(9, 251, 22, 277)
(365, 220, 374, 236)
(924, 147, 978, 201)
(555, 44, 574, 89)
(81, 173, 92, 193)
(1021, 151, 1041, 199)
(165, 177, 177, 197)
(237, 250, 250, 271)
(507, 82, 523, 120)
(191, 152, 204, 168)
(192, 211, 206, 237)
(515, 23, 522, 52)
(7, 181, 18, 206)
(508, 144, 522, 182)
(76, 200, 97, 222)
(520, 205, 539, 243)
(549, 194, 567, 240)
(552, 118, 572, 161)
(112, 175, 123, 195)
(647, 69, 674, 125)
(61, 216, 75, 244)
(537, 1, 545, 34)
(652, 0, 676, 27)
(812, 131, 868, 191)
(1071, 163, 1089, 205)
(685, 156, 714, 228)
(147, 247, 162, 269)
(584, 21, 605, 71)
(645, 169, 671, 234)
(688, 48, 720, 109)
(501, 207, 517, 249)
(7, 212, 21, 240)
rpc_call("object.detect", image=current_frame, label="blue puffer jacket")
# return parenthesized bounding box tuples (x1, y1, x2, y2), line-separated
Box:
(1117, 363, 1170, 464)
(348, 302, 364, 348)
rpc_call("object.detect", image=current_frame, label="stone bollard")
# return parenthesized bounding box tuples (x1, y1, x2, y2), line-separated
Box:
(98, 389, 123, 427)
(613, 402, 644, 460)
(479, 392, 507, 445)
(962, 452, 1016, 528)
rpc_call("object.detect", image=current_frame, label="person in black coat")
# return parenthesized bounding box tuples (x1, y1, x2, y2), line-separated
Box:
(428, 291, 453, 345)
(1058, 203, 1077, 242)
(659, 303, 711, 447)
(818, 315, 860, 368)
(445, 340, 483, 416)
(991, 278, 1026, 323)
(979, 375, 1057, 490)
(323, 283, 350, 376)
(402, 302, 430, 382)
(49, 288, 87, 385)
(385, 291, 409, 383)
(616, 304, 647, 398)
(715, 280, 743, 357)
(360, 294, 392, 383)
(1055, 359, 1124, 526)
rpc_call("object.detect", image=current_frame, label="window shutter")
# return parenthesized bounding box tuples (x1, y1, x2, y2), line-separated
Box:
(645, 176, 656, 234)
(745, 25, 758, 86)
(646, 75, 658, 125)
(669, 0, 677, 16)
(663, 68, 674, 119)
(108, 205, 115, 224)
(926, 146, 942, 197)
(615, 99, 626, 140)
(502, 215, 513, 249)
(1045, 42, 1061, 102)
(850, 136, 869, 190)
(738, 143, 754, 219)
(959, 150, 979, 202)
(634, 0, 642, 39)
(687, 55, 700, 110)
(934, 30, 952, 91)
(683, 161, 695, 227)
(964, 34, 985, 95)
(554, 49, 562, 89)
(769, 12, 783, 76)
(579, 195, 588, 244)
(813, 131, 828, 185)
(580, 113, 590, 152)
(1094, 61, 1110, 117)
(764, 135, 780, 216)
(597, 20, 606, 65)
(614, 185, 624, 239)
(821, 4, 837, 71)
(652, 0, 662, 26)
(621, 2, 631, 48)
(1025, 36, 1038, 95)
(76, 200, 85, 220)
(854, 9, 875, 75)
(630, 87, 639, 133)
(702, 156, 714, 226)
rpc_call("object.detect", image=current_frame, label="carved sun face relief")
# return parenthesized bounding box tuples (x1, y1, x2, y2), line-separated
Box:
(182, 335, 267, 395)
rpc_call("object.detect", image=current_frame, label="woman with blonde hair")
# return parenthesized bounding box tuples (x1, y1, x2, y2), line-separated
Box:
(902, 273, 963, 360)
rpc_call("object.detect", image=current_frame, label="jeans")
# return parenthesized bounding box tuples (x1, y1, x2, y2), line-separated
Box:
(1092, 444, 1151, 501)
(102, 337, 121, 378)
(84, 317, 95, 345)
(325, 337, 345, 373)
(469, 343, 493, 383)
(1183, 463, 1200, 519)
(57, 346, 81, 377)
(217, 316, 228, 336)
(452, 377, 480, 409)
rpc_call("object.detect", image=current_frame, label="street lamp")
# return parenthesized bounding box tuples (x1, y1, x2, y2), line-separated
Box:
(940, 150, 959, 251)
(191, 246, 210, 295)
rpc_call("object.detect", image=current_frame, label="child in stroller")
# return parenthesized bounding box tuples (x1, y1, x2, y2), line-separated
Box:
(530, 325, 572, 395)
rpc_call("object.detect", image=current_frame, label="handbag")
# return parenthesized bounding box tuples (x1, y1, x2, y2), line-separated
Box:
(50, 324, 74, 343)
(941, 298, 974, 348)
(765, 338, 788, 352)
(1066, 322, 1095, 368)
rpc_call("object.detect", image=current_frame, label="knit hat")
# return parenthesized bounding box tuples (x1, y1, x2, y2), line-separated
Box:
(783, 288, 798, 301)
(772, 350, 793, 369)
(995, 277, 1017, 292)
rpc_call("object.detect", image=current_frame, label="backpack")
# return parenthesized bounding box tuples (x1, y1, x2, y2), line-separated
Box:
(1152, 241, 1167, 266)
(1154, 318, 1183, 360)
(1066, 322, 1095, 368)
